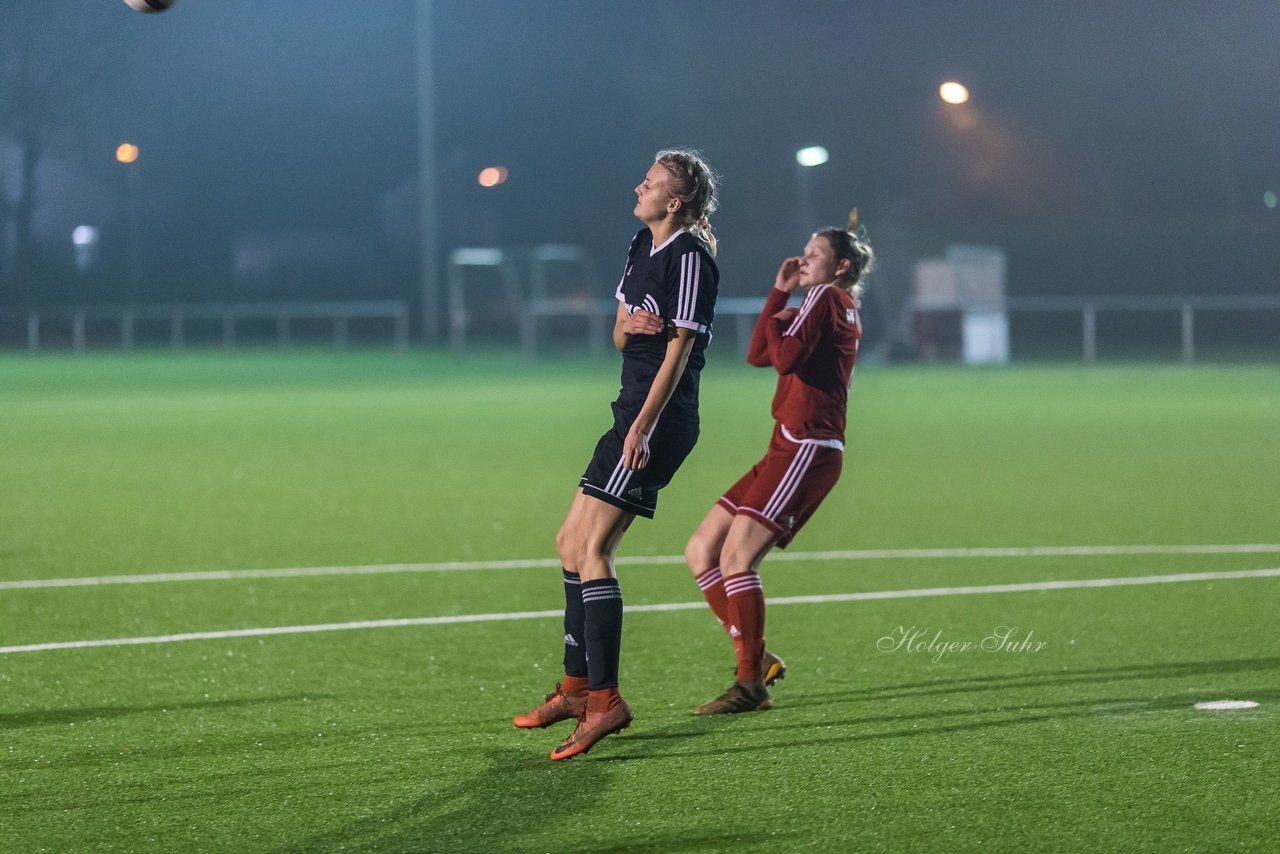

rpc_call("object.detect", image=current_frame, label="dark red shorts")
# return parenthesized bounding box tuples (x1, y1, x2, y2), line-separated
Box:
(717, 423, 843, 548)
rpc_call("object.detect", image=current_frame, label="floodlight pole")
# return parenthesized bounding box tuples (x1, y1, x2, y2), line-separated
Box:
(415, 0, 442, 343)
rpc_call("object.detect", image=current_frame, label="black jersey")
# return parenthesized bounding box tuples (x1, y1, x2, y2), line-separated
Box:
(613, 227, 718, 416)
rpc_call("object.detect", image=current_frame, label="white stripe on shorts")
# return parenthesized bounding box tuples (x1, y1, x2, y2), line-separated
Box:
(762, 443, 817, 520)
(604, 457, 632, 497)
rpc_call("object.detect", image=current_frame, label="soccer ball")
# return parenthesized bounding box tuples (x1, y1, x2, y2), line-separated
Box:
(123, 0, 176, 12)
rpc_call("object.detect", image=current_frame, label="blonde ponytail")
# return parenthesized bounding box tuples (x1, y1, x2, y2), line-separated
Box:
(690, 214, 718, 257)
(655, 148, 720, 257)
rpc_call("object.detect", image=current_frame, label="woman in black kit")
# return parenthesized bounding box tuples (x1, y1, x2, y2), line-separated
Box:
(513, 149, 720, 761)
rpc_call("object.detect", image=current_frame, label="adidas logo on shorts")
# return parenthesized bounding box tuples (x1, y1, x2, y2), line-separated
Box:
(564, 633, 579, 647)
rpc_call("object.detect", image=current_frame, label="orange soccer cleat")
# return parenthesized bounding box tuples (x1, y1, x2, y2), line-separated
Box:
(513, 682, 587, 729)
(549, 692, 633, 761)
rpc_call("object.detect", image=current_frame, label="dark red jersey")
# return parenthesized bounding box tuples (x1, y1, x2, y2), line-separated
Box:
(747, 284, 861, 443)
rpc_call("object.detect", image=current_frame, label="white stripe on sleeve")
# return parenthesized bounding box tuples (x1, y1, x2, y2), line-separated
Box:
(785, 284, 830, 336)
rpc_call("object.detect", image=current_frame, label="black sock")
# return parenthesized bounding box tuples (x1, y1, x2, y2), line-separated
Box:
(562, 569, 587, 678)
(581, 578, 623, 691)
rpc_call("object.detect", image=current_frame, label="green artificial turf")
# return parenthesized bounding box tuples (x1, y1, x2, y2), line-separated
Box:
(1, 349, 1278, 851)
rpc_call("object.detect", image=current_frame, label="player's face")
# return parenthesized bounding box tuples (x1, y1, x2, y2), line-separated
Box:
(634, 163, 675, 224)
(798, 236, 841, 287)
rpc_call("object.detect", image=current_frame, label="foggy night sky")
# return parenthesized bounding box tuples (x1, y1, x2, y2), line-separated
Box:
(2, 0, 1277, 307)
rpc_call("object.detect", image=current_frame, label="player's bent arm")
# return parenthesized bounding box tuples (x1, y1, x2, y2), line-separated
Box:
(764, 315, 817, 375)
(612, 302, 630, 352)
(747, 288, 791, 367)
(746, 313, 772, 367)
(632, 327, 697, 437)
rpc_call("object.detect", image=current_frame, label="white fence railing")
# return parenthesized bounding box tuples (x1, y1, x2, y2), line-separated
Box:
(522, 294, 1280, 363)
(11, 294, 1275, 361)
(1001, 295, 1280, 363)
(12, 301, 411, 351)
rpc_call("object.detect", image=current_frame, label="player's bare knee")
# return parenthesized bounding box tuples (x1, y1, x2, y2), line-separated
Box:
(577, 534, 618, 579)
(685, 534, 716, 575)
(555, 524, 581, 571)
(719, 542, 753, 577)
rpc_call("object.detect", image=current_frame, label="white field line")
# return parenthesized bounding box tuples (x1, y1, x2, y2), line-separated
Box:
(3, 566, 1277, 655)
(4, 543, 1280, 592)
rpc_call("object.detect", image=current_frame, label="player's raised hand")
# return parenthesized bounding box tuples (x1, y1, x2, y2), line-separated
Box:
(622, 309, 665, 337)
(774, 257, 802, 293)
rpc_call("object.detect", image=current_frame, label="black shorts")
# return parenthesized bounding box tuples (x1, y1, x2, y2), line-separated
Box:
(580, 401, 699, 519)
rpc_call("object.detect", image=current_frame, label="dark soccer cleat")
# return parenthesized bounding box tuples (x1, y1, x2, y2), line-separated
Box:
(513, 683, 587, 729)
(692, 678, 772, 715)
(761, 649, 787, 687)
(549, 696, 633, 761)
(733, 650, 787, 686)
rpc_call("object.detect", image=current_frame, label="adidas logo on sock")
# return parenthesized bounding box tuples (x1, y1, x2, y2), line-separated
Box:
(564, 633, 579, 647)
(729, 625, 741, 638)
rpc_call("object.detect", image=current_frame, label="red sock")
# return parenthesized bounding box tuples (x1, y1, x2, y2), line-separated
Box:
(562, 674, 589, 696)
(724, 571, 765, 681)
(695, 566, 730, 628)
(696, 566, 743, 660)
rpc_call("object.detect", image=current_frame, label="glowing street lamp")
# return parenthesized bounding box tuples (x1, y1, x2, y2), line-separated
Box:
(794, 146, 829, 237)
(477, 166, 509, 187)
(795, 145, 829, 167)
(116, 144, 142, 298)
(939, 81, 970, 105)
(72, 225, 100, 274)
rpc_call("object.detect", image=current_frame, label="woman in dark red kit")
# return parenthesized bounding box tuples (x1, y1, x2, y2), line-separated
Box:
(684, 212, 874, 714)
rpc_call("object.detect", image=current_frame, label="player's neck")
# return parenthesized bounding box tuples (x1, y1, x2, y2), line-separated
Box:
(646, 217, 682, 248)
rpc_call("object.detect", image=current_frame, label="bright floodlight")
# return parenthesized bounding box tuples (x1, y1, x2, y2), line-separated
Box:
(477, 166, 509, 187)
(796, 146, 829, 167)
(939, 81, 970, 105)
(116, 143, 139, 164)
(1265, 191, 1277, 209)
(72, 226, 99, 246)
